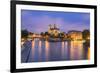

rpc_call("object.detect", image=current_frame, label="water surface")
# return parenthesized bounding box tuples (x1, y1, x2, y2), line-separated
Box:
(21, 38, 90, 63)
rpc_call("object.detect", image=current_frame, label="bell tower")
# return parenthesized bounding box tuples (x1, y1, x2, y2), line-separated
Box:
(49, 24, 52, 29)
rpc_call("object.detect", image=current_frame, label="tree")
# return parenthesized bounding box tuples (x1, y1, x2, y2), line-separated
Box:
(60, 32, 65, 38)
(82, 30, 90, 40)
(45, 32, 49, 36)
(40, 32, 44, 36)
(21, 29, 29, 38)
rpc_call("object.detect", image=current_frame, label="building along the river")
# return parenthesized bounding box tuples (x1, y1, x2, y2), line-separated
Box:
(68, 30, 82, 40)
(48, 24, 60, 37)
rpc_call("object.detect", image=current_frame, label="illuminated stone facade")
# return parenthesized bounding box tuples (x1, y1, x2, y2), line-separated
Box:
(48, 24, 60, 37)
(68, 31, 82, 40)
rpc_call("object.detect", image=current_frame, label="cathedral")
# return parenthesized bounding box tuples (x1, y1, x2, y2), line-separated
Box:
(48, 24, 60, 37)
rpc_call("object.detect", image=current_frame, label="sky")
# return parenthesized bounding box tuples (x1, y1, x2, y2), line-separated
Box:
(21, 9, 90, 34)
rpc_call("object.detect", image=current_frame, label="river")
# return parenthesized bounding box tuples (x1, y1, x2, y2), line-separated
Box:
(21, 38, 90, 63)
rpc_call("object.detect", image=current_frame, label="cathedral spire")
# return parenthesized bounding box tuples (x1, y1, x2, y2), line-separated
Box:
(54, 24, 56, 29)
(49, 24, 51, 29)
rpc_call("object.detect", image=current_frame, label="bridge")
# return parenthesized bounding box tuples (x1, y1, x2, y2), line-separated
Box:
(28, 34, 45, 39)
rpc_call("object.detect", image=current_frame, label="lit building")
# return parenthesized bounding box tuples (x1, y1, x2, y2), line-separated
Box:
(48, 24, 60, 37)
(28, 32, 34, 40)
(68, 30, 82, 40)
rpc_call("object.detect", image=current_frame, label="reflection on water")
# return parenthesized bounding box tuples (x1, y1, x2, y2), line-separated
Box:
(70, 41, 83, 60)
(21, 38, 90, 63)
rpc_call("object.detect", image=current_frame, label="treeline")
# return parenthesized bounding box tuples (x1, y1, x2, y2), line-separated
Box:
(82, 30, 90, 40)
(21, 29, 90, 40)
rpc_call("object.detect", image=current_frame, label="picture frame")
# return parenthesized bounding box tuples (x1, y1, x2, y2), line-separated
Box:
(10, 0, 97, 72)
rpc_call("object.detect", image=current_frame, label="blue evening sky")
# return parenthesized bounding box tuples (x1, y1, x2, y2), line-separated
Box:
(21, 10, 90, 34)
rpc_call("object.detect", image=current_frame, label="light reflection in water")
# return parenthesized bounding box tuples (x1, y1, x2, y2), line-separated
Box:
(70, 41, 83, 60)
(87, 47, 90, 60)
(61, 42, 64, 59)
(22, 39, 90, 62)
(32, 40, 35, 56)
(45, 40, 49, 61)
(62, 42, 70, 60)
(38, 40, 42, 60)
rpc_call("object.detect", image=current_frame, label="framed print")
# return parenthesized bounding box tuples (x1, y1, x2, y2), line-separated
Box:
(10, 1, 97, 72)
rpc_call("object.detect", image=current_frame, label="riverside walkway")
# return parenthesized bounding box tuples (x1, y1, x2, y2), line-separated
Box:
(21, 40, 32, 63)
